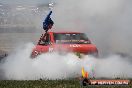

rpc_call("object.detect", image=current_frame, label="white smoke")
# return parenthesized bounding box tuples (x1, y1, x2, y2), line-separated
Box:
(0, 0, 132, 80)
(0, 43, 132, 80)
(84, 55, 132, 78)
(0, 43, 81, 80)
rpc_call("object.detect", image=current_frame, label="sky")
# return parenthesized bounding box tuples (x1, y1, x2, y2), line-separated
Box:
(0, 0, 50, 5)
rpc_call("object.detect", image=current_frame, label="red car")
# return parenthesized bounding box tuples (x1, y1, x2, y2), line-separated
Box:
(31, 32, 98, 58)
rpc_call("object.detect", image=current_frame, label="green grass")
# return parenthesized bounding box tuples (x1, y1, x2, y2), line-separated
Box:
(0, 79, 131, 88)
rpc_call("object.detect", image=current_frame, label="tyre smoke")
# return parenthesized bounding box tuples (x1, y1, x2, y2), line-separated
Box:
(0, 43, 81, 80)
(0, 0, 132, 80)
(0, 43, 132, 80)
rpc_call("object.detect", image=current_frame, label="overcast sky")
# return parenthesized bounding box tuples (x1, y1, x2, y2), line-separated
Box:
(0, 0, 50, 5)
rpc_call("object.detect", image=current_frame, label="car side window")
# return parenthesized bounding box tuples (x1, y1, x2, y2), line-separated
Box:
(39, 34, 50, 45)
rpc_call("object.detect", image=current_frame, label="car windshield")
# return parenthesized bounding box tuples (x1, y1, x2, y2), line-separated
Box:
(53, 33, 91, 44)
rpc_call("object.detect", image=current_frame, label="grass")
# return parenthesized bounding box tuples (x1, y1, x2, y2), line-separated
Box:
(0, 79, 131, 88)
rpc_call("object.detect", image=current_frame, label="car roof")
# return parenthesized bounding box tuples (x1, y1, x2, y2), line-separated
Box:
(48, 31, 83, 34)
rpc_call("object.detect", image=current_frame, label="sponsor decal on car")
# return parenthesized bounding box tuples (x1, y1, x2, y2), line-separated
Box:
(70, 44, 81, 47)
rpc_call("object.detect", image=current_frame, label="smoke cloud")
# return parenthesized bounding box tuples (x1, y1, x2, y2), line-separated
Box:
(0, 0, 132, 80)
(0, 43, 132, 80)
(0, 43, 81, 80)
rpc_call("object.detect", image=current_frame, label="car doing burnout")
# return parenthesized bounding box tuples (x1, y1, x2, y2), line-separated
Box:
(31, 32, 98, 58)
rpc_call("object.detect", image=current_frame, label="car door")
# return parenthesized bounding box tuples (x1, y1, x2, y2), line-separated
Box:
(38, 33, 52, 53)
